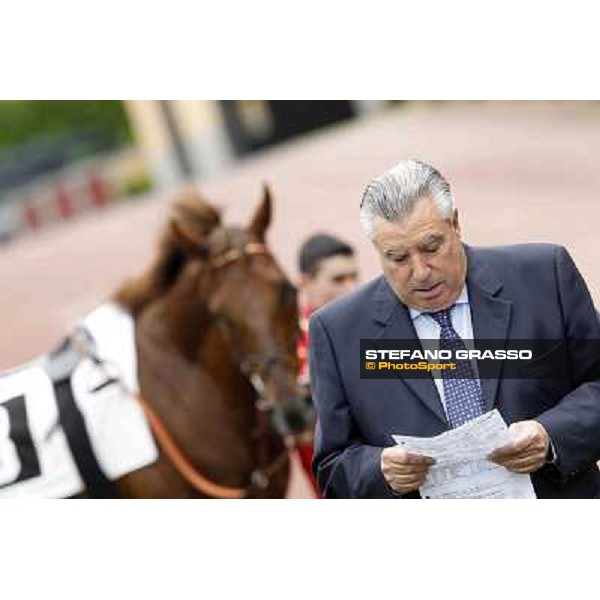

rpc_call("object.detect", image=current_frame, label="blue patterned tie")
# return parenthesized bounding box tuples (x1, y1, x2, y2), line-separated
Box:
(427, 309, 485, 428)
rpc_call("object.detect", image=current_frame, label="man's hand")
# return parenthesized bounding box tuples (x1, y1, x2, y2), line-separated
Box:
(381, 446, 434, 494)
(488, 420, 550, 474)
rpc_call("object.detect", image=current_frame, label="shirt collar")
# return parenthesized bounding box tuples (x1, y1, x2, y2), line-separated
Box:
(408, 285, 469, 321)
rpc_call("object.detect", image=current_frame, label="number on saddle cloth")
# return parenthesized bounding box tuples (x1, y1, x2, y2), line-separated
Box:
(45, 330, 120, 498)
(0, 395, 41, 488)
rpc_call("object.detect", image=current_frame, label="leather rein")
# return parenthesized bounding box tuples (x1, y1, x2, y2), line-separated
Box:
(75, 241, 296, 499)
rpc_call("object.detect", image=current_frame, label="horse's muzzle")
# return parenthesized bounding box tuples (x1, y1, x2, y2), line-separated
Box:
(270, 396, 316, 438)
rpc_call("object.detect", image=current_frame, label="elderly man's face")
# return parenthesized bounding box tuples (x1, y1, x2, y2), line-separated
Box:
(372, 197, 467, 312)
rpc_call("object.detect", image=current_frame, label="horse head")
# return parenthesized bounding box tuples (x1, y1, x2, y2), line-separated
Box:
(117, 185, 314, 440)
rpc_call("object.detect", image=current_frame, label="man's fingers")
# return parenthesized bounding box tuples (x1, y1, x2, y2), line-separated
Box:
(499, 454, 545, 473)
(490, 451, 535, 466)
(490, 444, 546, 471)
(388, 451, 435, 466)
(503, 462, 543, 474)
(390, 473, 428, 492)
(393, 473, 427, 485)
(387, 462, 433, 477)
(385, 463, 431, 477)
(392, 465, 430, 477)
(489, 435, 535, 460)
(381, 448, 434, 493)
(488, 447, 514, 462)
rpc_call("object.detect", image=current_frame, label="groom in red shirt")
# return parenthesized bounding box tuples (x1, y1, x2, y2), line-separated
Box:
(296, 234, 359, 496)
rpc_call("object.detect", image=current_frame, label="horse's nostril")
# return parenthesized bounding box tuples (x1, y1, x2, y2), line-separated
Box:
(287, 412, 307, 435)
(269, 398, 315, 437)
(285, 403, 315, 435)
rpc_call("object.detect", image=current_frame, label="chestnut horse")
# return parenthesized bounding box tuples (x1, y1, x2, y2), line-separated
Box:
(102, 185, 313, 497)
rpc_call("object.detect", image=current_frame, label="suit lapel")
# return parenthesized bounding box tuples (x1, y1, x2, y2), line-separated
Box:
(465, 246, 512, 411)
(371, 277, 449, 426)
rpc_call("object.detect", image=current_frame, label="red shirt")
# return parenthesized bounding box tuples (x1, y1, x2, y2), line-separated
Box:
(297, 304, 312, 383)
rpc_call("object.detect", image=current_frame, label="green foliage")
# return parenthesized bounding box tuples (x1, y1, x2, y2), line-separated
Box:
(119, 170, 154, 197)
(0, 100, 132, 150)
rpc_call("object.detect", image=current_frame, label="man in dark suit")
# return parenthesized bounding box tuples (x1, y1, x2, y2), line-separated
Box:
(309, 159, 600, 498)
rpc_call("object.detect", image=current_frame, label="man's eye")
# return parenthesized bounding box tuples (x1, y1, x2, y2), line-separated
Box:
(389, 255, 407, 263)
(332, 273, 358, 284)
(422, 238, 444, 253)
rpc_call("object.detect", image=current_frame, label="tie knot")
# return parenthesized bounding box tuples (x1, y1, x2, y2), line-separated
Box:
(427, 308, 453, 330)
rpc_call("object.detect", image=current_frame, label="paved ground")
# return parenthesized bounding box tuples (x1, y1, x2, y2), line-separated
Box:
(2, 101, 600, 497)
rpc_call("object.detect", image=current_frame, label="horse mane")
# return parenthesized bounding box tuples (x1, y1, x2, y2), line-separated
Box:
(114, 186, 221, 315)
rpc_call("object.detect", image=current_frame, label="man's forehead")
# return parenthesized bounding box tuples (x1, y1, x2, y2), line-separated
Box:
(373, 216, 447, 249)
(315, 255, 357, 277)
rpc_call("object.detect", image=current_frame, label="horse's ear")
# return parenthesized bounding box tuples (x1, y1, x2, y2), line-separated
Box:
(168, 186, 221, 256)
(248, 183, 272, 241)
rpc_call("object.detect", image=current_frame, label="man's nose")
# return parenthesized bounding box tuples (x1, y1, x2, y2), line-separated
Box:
(411, 256, 432, 282)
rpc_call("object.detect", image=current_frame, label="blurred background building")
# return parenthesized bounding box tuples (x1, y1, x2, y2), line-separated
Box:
(0, 100, 387, 243)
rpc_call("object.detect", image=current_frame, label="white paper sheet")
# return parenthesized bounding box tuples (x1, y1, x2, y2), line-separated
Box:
(392, 410, 537, 499)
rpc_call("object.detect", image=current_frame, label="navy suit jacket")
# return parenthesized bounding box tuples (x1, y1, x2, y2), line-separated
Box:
(309, 244, 600, 498)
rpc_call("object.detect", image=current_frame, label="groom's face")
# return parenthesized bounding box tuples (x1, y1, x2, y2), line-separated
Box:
(372, 196, 467, 312)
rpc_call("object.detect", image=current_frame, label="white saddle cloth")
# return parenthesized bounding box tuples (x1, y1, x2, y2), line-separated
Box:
(0, 303, 158, 498)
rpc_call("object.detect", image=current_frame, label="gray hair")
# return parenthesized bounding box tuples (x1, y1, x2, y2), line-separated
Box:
(359, 159, 454, 238)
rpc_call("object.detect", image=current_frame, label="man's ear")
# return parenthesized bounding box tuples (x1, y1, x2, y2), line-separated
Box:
(452, 209, 461, 238)
(297, 273, 311, 292)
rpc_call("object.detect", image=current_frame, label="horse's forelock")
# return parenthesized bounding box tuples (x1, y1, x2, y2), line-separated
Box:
(169, 188, 221, 246)
(173, 187, 220, 221)
(113, 188, 221, 314)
